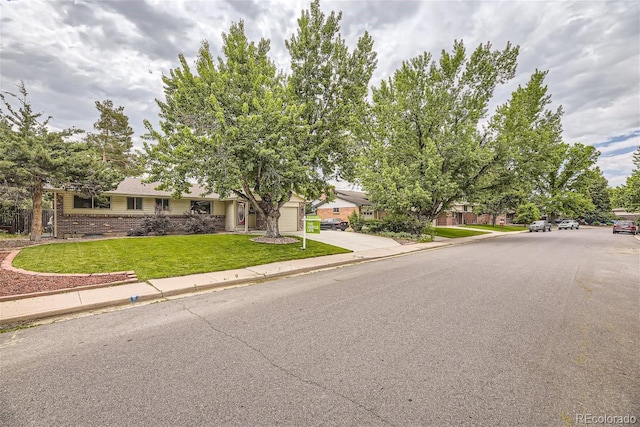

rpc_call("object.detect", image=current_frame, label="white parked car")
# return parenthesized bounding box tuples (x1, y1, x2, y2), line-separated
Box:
(558, 219, 579, 230)
(529, 220, 551, 232)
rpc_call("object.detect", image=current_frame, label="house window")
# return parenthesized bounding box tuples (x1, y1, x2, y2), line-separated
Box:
(155, 198, 170, 212)
(333, 208, 340, 214)
(73, 195, 111, 209)
(127, 197, 143, 210)
(463, 205, 468, 212)
(190, 200, 211, 214)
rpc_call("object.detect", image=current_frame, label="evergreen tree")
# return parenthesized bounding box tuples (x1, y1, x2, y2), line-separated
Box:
(0, 83, 122, 240)
(86, 100, 140, 177)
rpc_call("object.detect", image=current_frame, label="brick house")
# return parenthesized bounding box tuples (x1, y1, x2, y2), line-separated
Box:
(313, 190, 385, 222)
(435, 202, 479, 226)
(50, 178, 304, 238)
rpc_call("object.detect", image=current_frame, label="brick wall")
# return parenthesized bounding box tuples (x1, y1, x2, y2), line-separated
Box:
(315, 206, 358, 222)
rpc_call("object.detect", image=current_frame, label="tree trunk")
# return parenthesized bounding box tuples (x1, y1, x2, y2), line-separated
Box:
(30, 184, 43, 241)
(264, 209, 281, 238)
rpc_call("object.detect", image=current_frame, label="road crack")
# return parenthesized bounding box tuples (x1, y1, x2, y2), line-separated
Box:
(183, 305, 395, 426)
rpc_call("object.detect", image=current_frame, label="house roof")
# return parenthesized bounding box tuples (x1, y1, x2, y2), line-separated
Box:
(53, 178, 221, 200)
(106, 178, 220, 199)
(52, 178, 307, 202)
(315, 189, 372, 208)
(335, 190, 371, 206)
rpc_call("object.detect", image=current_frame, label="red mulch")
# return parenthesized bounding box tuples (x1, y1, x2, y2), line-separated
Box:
(0, 252, 131, 297)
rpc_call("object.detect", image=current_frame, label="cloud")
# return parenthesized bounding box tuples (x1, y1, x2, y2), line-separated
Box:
(1, 0, 638, 189)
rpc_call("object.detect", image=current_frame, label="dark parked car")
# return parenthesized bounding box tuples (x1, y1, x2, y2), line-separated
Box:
(612, 220, 638, 235)
(320, 218, 349, 231)
(529, 220, 551, 232)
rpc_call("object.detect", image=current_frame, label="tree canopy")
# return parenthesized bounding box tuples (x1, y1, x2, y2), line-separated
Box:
(610, 145, 640, 212)
(358, 40, 519, 223)
(144, 1, 376, 238)
(533, 142, 599, 223)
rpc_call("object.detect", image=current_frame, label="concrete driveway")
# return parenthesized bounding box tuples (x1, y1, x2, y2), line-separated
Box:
(291, 229, 401, 252)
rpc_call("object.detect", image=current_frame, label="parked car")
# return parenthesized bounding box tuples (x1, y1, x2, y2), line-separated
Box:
(320, 218, 349, 231)
(558, 219, 579, 230)
(529, 220, 551, 232)
(612, 220, 638, 235)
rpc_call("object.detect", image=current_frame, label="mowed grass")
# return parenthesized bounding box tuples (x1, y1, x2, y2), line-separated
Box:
(12, 234, 351, 281)
(461, 224, 527, 232)
(433, 227, 489, 238)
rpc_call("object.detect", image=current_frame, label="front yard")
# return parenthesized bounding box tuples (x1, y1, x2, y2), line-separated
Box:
(12, 234, 350, 281)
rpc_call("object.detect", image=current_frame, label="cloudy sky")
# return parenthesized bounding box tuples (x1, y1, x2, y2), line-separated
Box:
(1, 0, 638, 187)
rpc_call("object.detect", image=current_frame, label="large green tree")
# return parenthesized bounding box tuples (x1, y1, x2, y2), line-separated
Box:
(144, 3, 376, 238)
(86, 100, 140, 177)
(0, 83, 122, 240)
(286, 0, 376, 183)
(610, 145, 640, 212)
(582, 169, 612, 222)
(534, 142, 599, 223)
(358, 40, 519, 223)
(471, 70, 564, 224)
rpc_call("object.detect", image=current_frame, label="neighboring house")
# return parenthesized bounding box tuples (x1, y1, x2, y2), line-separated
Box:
(436, 202, 480, 226)
(435, 202, 516, 226)
(313, 190, 384, 222)
(50, 178, 304, 238)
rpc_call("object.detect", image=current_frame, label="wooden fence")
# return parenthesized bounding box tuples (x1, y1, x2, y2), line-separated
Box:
(0, 208, 54, 235)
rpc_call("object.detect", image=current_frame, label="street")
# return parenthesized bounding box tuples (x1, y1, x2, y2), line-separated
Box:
(1, 227, 638, 426)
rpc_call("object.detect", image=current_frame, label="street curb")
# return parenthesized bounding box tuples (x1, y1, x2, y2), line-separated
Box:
(0, 231, 519, 326)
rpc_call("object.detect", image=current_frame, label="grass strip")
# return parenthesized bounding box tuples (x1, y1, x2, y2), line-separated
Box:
(12, 234, 350, 281)
(434, 227, 490, 238)
(460, 224, 526, 232)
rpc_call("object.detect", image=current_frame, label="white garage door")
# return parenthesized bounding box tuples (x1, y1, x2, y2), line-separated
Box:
(279, 207, 299, 232)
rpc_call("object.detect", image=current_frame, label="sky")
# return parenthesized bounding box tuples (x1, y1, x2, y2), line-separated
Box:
(1, 0, 638, 188)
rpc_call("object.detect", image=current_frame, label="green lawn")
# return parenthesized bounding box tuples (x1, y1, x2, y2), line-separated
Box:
(433, 227, 490, 238)
(461, 224, 527, 232)
(12, 234, 351, 281)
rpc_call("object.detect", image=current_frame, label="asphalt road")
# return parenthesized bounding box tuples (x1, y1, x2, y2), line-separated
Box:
(1, 227, 638, 426)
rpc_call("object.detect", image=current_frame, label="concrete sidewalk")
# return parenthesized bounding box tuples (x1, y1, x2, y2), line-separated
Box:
(0, 230, 510, 326)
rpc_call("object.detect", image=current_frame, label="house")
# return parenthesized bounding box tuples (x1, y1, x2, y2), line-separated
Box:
(436, 202, 480, 226)
(313, 189, 385, 222)
(50, 178, 304, 238)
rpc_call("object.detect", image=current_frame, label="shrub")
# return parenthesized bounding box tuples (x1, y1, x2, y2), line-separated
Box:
(359, 213, 434, 240)
(364, 219, 384, 233)
(128, 211, 173, 236)
(348, 211, 365, 232)
(182, 212, 217, 234)
(514, 203, 541, 224)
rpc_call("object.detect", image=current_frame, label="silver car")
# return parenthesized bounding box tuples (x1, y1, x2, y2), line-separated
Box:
(558, 219, 579, 230)
(529, 220, 551, 232)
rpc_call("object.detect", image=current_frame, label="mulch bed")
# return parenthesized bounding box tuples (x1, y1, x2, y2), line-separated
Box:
(0, 252, 132, 298)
